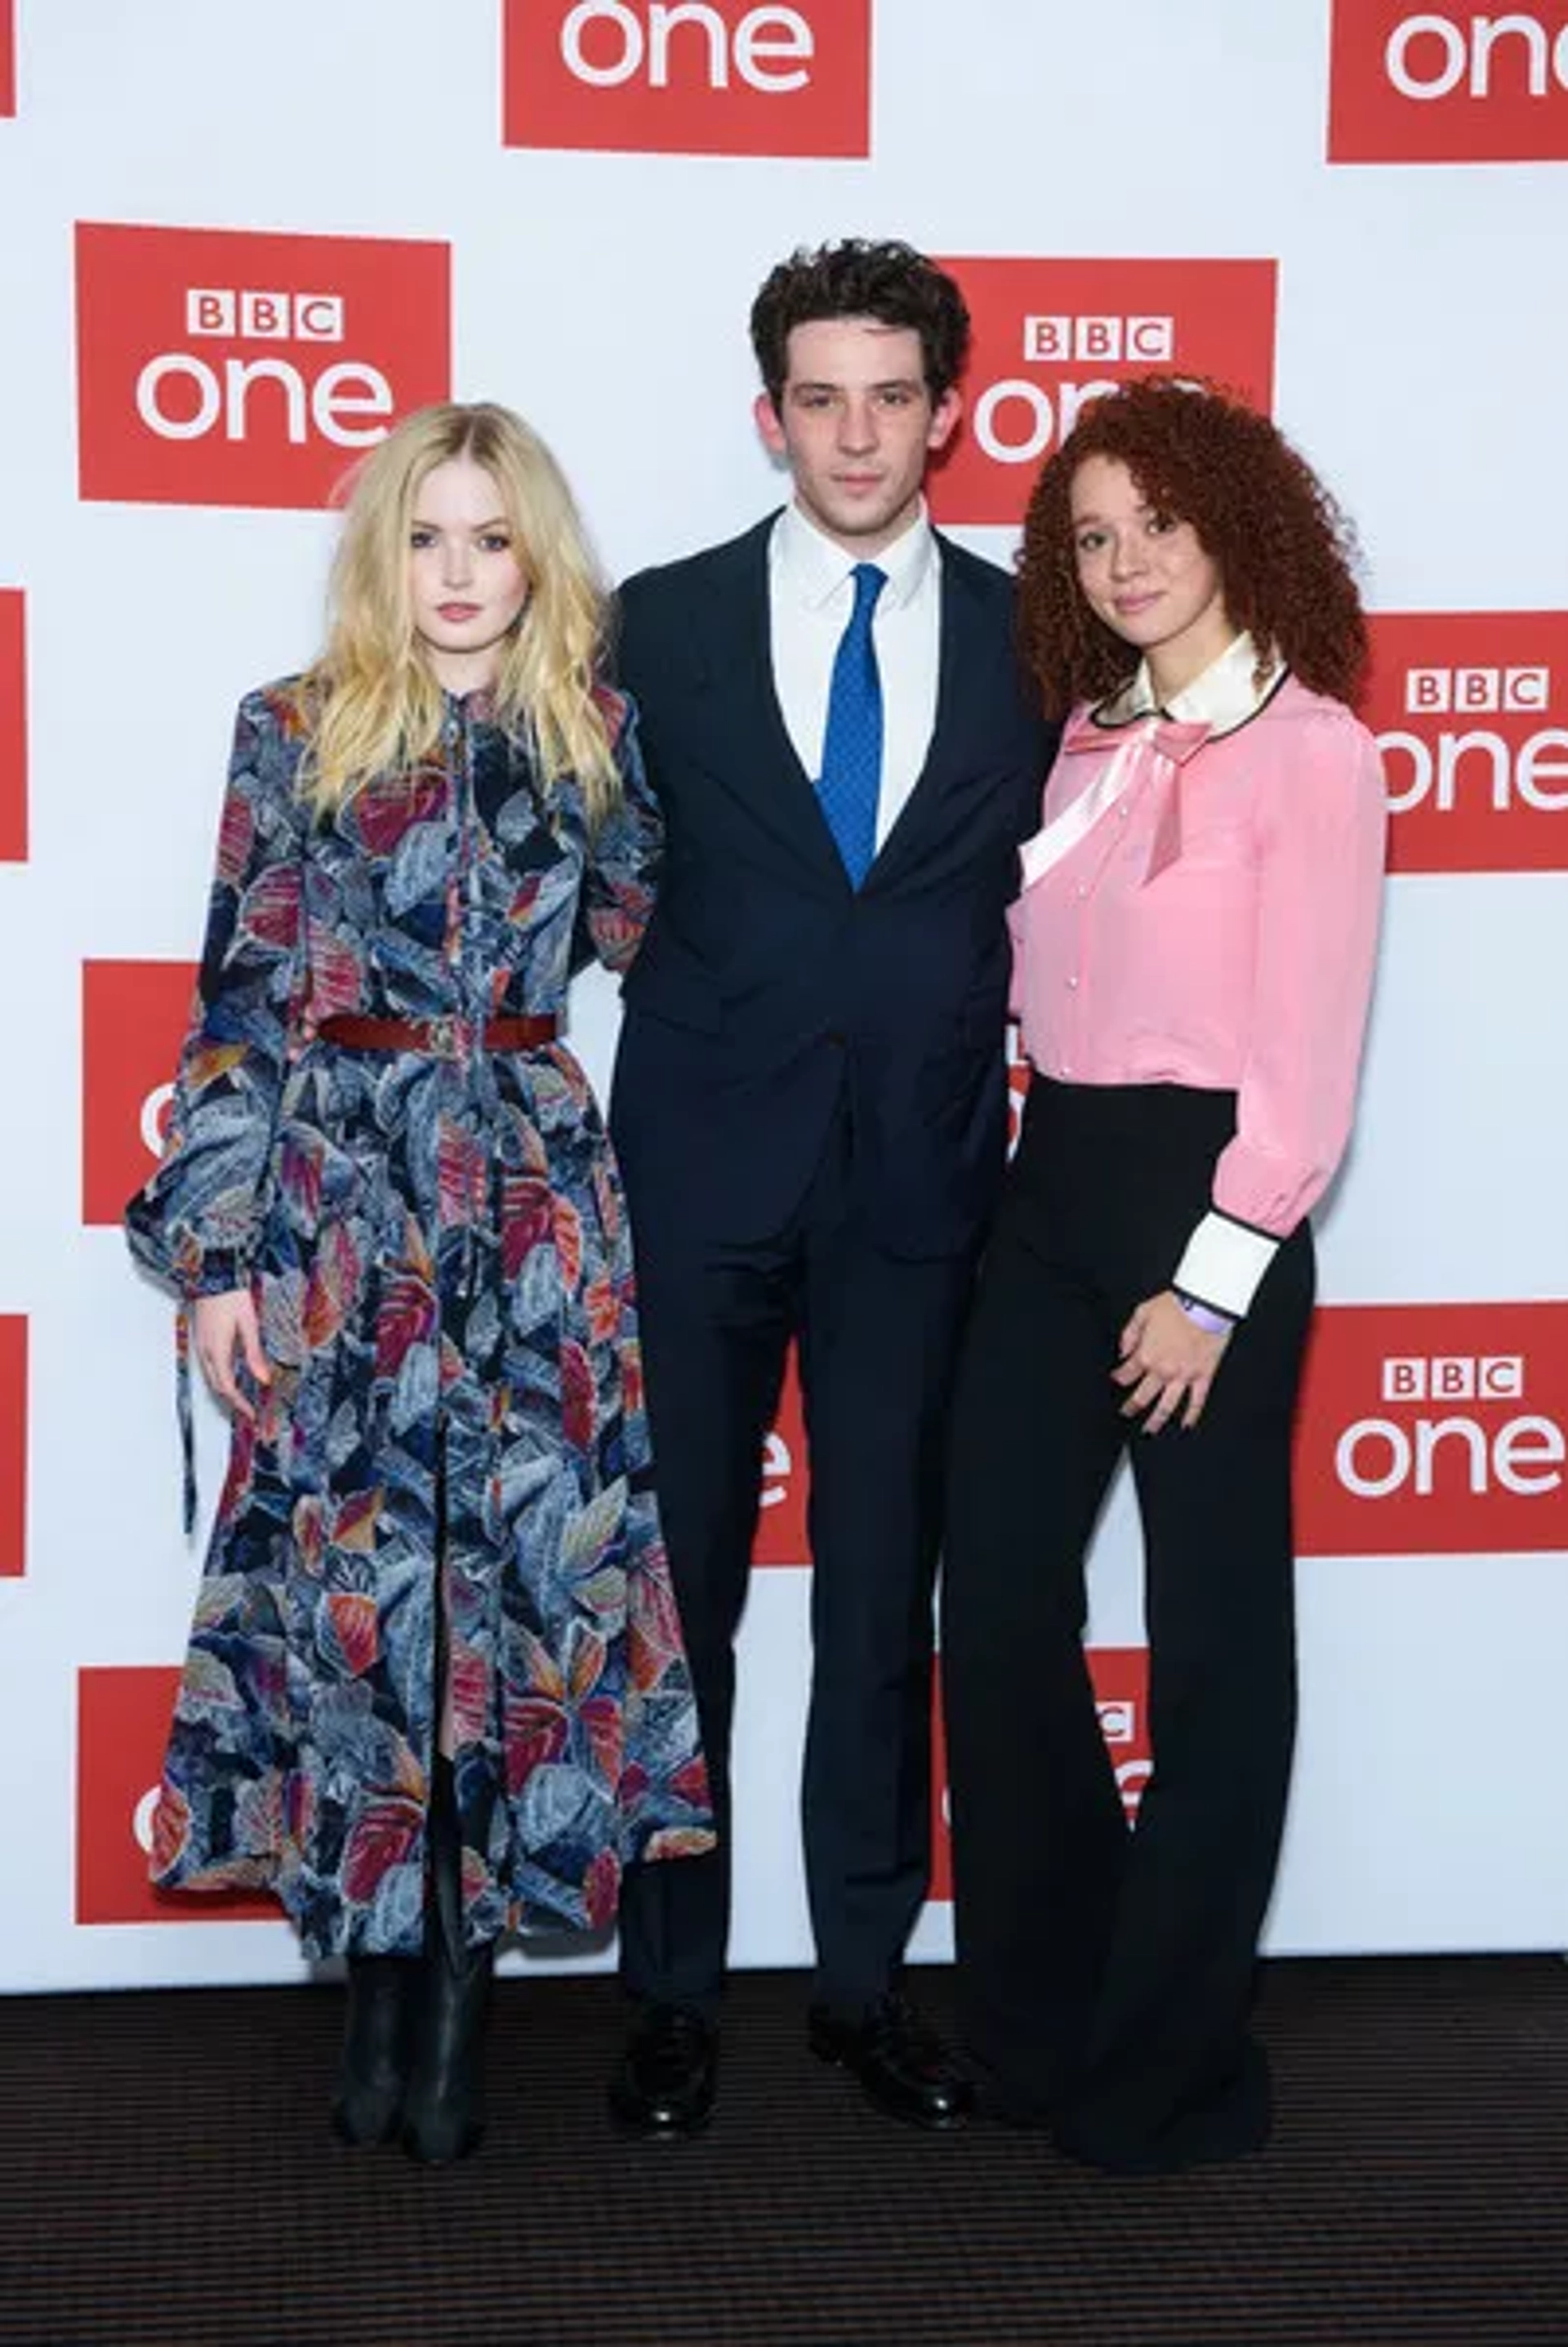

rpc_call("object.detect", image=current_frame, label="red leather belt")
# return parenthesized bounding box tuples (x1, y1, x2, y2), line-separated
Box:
(317, 1012, 559, 1056)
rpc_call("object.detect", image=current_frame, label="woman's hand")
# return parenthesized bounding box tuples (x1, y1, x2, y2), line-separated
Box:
(192, 1288, 271, 1421)
(1113, 1291, 1231, 1434)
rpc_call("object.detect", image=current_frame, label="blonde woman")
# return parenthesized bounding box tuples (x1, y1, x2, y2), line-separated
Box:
(127, 402, 712, 2165)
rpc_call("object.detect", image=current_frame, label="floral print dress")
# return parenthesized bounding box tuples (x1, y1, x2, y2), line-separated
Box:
(126, 680, 713, 1959)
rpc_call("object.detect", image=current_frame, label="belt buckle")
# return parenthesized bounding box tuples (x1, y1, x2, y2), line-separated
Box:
(426, 1015, 461, 1060)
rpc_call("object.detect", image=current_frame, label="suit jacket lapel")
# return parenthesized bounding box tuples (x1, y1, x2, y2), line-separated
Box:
(865, 533, 987, 892)
(696, 515, 850, 889)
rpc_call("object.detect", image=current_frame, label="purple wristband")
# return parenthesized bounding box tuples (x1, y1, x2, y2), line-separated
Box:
(1174, 1290, 1236, 1336)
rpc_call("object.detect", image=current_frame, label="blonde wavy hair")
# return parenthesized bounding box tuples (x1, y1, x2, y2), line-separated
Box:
(294, 401, 620, 823)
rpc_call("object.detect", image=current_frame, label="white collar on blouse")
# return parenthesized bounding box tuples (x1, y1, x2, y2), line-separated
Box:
(1097, 631, 1285, 740)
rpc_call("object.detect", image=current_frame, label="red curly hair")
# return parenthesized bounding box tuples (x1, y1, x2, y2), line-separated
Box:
(1017, 377, 1369, 720)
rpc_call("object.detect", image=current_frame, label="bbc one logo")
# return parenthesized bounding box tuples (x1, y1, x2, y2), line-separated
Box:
(76, 1667, 278, 1925)
(1368, 614, 1568, 872)
(502, 0, 871, 158)
(75, 224, 451, 510)
(0, 1316, 24, 1579)
(928, 258, 1278, 529)
(1329, 2, 1568, 163)
(929, 1649, 1149, 1901)
(1294, 1304, 1568, 1556)
(81, 960, 196, 1226)
(0, 588, 24, 862)
(1005, 1020, 1031, 1156)
(753, 1349, 808, 1566)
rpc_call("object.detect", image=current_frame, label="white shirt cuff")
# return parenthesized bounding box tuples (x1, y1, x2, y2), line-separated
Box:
(1172, 1211, 1281, 1319)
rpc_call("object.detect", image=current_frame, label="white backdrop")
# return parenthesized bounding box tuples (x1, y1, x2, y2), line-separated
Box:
(0, 0, 1565, 1992)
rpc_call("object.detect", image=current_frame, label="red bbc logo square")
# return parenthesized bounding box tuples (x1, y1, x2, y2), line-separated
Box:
(1294, 1302, 1568, 1557)
(502, 0, 871, 158)
(929, 257, 1278, 529)
(0, 589, 24, 861)
(752, 1344, 808, 1566)
(1328, 1, 1568, 163)
(1368, 613, 1568, 874)
(75, 223, 451, 511)
(82, 959, 197, 1227)
(0, 0, 13, 116)
(76, 1666, 279, 1924)
(929, 1646, 1150, 1900)
(0, 1316, 24, 1577)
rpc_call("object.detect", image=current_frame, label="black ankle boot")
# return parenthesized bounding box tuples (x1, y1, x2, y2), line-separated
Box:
(331, 1953, 419, 2146)
(401, 1756, 496, 2166)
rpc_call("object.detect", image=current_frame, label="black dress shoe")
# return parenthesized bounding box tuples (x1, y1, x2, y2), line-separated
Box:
(808, 1994, 974, 2131)
(608, 2004, 718, 2138)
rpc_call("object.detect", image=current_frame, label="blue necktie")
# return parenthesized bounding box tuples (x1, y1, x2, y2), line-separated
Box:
(817, 562, 886, 889)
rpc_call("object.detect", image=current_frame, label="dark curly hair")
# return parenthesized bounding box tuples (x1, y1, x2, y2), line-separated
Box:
(750, 239, 970, 411)
(1018, 377, 1369, 719)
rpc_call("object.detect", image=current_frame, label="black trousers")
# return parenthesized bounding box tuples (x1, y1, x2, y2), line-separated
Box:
(942, 1078, 1314, 2171)
(617, 1112, 977, 2017)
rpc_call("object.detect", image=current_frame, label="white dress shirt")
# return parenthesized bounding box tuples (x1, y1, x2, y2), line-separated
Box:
(768, 498, 942, 851)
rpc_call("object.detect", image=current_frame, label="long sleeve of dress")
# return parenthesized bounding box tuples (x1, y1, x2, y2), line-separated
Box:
(125, 687, 308, 1299)
(572, 690, 663, 977)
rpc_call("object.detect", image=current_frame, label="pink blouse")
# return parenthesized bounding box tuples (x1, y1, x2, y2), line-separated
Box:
(1008, 639, 1387, 1317)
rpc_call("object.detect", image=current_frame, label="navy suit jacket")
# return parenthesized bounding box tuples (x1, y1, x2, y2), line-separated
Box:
(609, 514, 1055, 1261)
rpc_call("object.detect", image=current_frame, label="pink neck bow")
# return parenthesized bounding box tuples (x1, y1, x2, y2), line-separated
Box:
(1060, 709, 1211, 884)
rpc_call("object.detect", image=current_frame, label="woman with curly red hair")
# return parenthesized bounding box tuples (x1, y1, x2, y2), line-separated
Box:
(942, 378, 1387, 2172)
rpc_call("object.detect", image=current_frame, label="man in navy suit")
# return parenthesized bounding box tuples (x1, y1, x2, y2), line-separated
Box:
(608, 239, 1054, 2135)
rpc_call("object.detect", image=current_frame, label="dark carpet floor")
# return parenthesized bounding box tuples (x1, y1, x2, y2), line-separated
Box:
(0, 1957, 1565, 2346)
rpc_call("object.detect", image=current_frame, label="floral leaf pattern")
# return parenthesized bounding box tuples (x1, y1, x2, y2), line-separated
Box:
(128, 682, 712, 1956)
